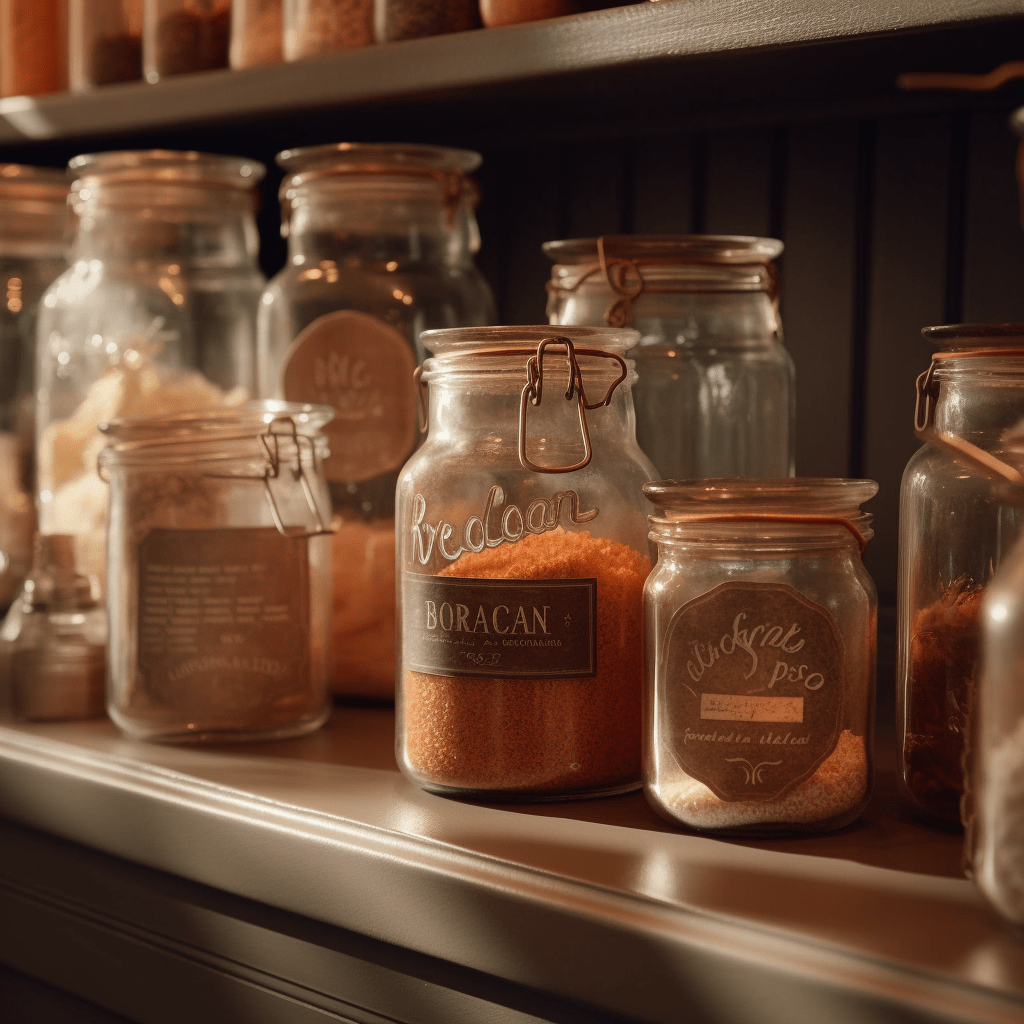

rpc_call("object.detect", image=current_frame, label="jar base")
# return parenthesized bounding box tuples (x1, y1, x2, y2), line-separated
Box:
(108, 705, 331, 745)
(410, 776, 642, 803)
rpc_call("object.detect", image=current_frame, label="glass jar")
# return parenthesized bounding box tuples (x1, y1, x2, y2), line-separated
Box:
(36, 150, 266, 593)
(230, 0, 282, 67)
(69, 0, 144, 90)
(0, 0, 68, 97)
(396, 326, 656, 800)
(545, 235, 794, 481)
(374, 0, 478, 41)
(0, 165, 68, 611)
(643, 478, 878, 836)
(897, 324, 1024, 830)
(144, 0, 230, 80)
(258, 142, 495, 700)
(98, 402, 333, 743)
(283, 0, 372, 58)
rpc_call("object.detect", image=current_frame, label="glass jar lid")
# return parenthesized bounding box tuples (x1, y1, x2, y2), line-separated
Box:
(923, 322, 1024, 353)
(421, 324, 639, 358)
(544, 235, 784, 266)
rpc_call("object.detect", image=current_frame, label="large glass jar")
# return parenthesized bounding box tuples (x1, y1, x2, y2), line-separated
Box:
(36, 150, 266, 591)
(0, 165, 68, 611)
(98, 402, 333, 743)
(897, 324, 1024, 830)
(258, 142, 496, 701)
(396, 326, 656, 800)
(545, 235, 794, 481)
(643, 478, 878, 836)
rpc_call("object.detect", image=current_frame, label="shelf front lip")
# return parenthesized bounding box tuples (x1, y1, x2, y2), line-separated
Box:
(0, 0, 1020, 145)
(0, 722, 1020, 1024)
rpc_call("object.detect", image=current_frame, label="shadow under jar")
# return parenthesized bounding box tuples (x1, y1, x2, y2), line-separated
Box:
(545, 235, 794, 481)
(396, 326, 656, 801)
(643, 478, 878, 836)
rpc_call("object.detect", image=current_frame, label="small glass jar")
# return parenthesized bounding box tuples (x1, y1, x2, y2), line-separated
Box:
(283, 0, 372, 58)
(258, 142, 495, 700)
(0, 0, 68, 97)
(36, 150, 266, 592)
(98, 402, 333, 743)
(144, 0, 230, 80)
(643, 478, 878, 836)
(545, 235, 794, 481)
(230, 0, 283, 67)
(897, 324, 1024, 830)
(397, 326, 656, 800)
(0, 165, 68, 611)
(69, 0, 144, 90)
(374, 0, 477, 42)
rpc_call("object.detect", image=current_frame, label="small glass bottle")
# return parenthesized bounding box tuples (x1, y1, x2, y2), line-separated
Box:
(643, 478, 878, 836)
(259, 142, 495, 700)
(3, 533, 106, 722)
(98, 402, 333, 743)
(144, 0, 231, 80)
(897, 324, 1024, 830)
(0, 0, 68, 97)
(283, 0, 372, 58)
(374, 0, 478, 42)
(230, 0, 283, 67)
(545, 235, 794, 481)
(36, 150, 266, 592)
(69, 0, 144, 90)
(397, 326, 656, 800)
(0, 164, 68, 611)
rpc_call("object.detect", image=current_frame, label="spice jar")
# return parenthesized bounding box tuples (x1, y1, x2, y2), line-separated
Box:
(144, 0, 230, 80)
(0, 165, 68, 611)
(0, 0, 68, 97)
(36, 150, 266, 593)
(258, 142, 495, 700)
(70, 0, 144, 90)
(545, 235, 794, 481)
(283, 0, 373, 58)
(98, 402, 333, 743)
(897, 324, 1024, 830)
(643, 478, 878, 836)
(230, 0, 283, 67)
(375, 0, 478, 42)
(396, 326, 656, 800)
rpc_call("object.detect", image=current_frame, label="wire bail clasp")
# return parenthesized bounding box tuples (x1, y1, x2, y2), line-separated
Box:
(518, 336, 627, 474)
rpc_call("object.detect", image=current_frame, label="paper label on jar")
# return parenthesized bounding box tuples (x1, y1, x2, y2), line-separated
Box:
(402, 573, 597, 678)
(663, 582, 845, 802)
(137, 527, 310, 711)
(281, 309, 417, 484)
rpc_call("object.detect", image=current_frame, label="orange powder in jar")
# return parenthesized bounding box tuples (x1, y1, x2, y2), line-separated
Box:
(402, 528, 650, 798)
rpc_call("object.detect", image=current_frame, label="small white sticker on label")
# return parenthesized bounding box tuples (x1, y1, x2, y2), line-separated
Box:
(700, 693, 805, 723)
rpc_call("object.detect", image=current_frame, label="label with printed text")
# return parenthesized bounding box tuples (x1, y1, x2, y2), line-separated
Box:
(664, 582, 845, 801)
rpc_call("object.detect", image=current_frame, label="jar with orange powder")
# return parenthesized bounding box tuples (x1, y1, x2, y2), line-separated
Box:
(396, 325, 656, 800)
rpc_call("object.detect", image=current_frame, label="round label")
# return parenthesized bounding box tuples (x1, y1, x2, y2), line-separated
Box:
(663, 581, 846, 801)
(281, 309, 417, 484)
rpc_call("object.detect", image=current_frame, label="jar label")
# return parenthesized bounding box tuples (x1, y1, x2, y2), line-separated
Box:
(663, 582, 845, 801)
(281, 309, 417, 484)
(402, 572, 597, 678)
(136, 527, 310, 711)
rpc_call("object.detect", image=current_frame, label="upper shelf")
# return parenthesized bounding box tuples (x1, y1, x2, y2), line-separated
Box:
(0, 0, 1021, 150)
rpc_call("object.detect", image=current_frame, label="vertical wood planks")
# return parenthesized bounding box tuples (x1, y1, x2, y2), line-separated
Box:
(703, 128, 775, 237)
(632, 133, 695, 235)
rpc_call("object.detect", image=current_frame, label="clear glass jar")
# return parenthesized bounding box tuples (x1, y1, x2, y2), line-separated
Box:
(98, 402, 333, 743)
(374, 0, 477, 41)
(283, 0, 372, 58)
(0, 0, 68, 97)
(69, 0, 144, 90)
(144, 0, 230, 80)
(36, 150, 266, 593)
(897, 324, 1024, 830)
(258, 142, 495, 700)
(0, 165, 68, 611)
(230, 0, 282, 67)
(396, 326, 656, 800)
(545, 235, 794, 481)
(643, 478, 878, 836)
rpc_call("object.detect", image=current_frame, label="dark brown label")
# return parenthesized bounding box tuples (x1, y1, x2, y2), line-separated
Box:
(137, 527, 310, 711)
(403, 573, 597, 678)
(281, 309, 417, 484)
(663, 582, 845, 801)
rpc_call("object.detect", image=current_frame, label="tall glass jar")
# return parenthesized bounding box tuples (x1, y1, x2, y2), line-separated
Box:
(230, 0, 283, 67)
(545, 235, 794, 481)
(897, 324, 1024, 830)
(644, 478, 878, 836)
(0, 165, 68, 610)
(69, 0, 144, 90)
(36, 150, 266, 591)
(98, 402, 333, 743)
(0, 0, 68, 97)
(396, 326, 656, 800)
(258, 142, 496, 701)
(143, 0, 230, 80)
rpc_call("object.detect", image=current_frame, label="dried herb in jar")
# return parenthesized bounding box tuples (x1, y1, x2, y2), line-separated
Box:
(90, 32, 142, 84)
(156, 5, 229, 75)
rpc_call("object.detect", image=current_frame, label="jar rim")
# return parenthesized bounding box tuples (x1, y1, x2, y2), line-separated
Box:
(543, 235, 784, 265)
(922, 322, 1024, 350)
(644, 477, 878, 516)
(0, 163, 68, 206)
(421, 324, 641, 355)
(68, 150, 266, 191)
(276, 142, 481, 175)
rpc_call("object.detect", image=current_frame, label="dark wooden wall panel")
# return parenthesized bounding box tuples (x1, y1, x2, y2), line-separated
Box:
(703, 128, 774, 237)
(632, 134, 696, 235)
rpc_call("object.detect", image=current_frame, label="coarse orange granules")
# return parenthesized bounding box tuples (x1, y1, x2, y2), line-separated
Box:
(401, 528, 651, 798)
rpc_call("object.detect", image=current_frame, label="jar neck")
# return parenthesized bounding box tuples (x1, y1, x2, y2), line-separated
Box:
(933, 359, 1024, 444)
